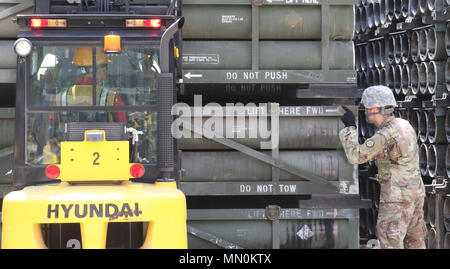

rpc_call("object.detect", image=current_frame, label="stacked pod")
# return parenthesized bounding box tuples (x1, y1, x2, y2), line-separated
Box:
(355, 0, 450, 249)
(356, 27, 446, 101)
(356, 0, 449, 34)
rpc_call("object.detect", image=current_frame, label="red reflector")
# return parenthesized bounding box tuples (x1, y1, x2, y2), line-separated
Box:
(31, 18, 47, 28)
(130, 164, 145, 178)
(46, 165, 60, 179)
(145, 19, 161, 28)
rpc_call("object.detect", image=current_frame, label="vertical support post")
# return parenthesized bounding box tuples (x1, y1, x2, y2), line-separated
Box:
(92, 48, 97, 106)
(271, 103, 280, 184)
(158, 18, 184, 181)
(347, 210, 360, 249)
(272, 219, 280, 249)
(251, 3, 260, 70)
(321, 4, 330, 72)
(435, 192, 445, 248)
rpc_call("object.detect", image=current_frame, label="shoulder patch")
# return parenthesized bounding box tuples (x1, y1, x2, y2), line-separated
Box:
(365, 140, 375, 148)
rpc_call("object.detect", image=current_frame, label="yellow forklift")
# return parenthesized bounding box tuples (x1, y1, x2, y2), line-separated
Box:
(1, 0, 187, 249)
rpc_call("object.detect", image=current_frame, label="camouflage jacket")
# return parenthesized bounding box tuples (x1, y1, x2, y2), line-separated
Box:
(339, 116, 425, 203)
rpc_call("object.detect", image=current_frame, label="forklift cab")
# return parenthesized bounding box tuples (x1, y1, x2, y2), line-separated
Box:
(2, 1, 187, 249)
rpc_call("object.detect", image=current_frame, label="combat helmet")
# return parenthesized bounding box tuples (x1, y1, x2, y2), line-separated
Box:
(361, 85, 397, 115)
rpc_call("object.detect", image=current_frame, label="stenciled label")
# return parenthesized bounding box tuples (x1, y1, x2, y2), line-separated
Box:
(221, 15, 244, 24)
(183, 54, 220, 65)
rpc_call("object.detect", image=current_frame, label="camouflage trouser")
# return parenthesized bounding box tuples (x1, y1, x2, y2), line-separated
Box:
(377, 196, 427, 249)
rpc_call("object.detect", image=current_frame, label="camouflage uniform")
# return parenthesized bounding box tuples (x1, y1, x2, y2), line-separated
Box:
(339, 116, 427, 249)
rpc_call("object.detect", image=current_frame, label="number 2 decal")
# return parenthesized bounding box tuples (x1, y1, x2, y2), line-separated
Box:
(93, 152, 100, 165)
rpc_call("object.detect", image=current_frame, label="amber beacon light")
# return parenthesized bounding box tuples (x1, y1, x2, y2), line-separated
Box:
(104, 34, 121, 54)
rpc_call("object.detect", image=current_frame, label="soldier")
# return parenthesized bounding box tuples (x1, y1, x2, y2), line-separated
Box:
(339, 85, 427, 249)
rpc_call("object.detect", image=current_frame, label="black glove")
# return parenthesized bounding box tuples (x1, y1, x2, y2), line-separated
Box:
(341, 106, 356, 128)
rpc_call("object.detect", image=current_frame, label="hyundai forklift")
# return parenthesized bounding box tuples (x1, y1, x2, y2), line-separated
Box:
(1, 0, 186, 249)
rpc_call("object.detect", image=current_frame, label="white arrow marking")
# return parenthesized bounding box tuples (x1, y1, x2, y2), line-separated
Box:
(184, 72, 203, 79)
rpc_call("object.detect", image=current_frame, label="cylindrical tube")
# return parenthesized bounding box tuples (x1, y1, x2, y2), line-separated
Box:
(178, 116, 345, 150)
(372, 69, 380, 86)
(360, 110, 368, 139)
(387, 65, 396, 91)
(410, 110, 420, 136)
(445, 109, 450, 143)
(379, 68, 387, 85)
(183, 5, 356, 40)
(359, 110, 367, 139)
(394, 0, 403, 20)
(400, 109, 409, 120)
(427, 111, 446, 144)
(380, 0, 387, 25)
(380, 39, 387, 68)
(411, 62, 420, 95)
(373, 41, 381, 69)
(446, 57, 450, 92)
(419, 0, 428, 14)
(419, 29, 429, 62)
(386, 0, 395, 22)
(410, 0, 421, 16)
(357, 71, 367, 89)
(394, 65, 403, 95)
(360, 45, 368, 71)
(419, 110, 429, 142)
(402, 0, 410, 18)
(428, 193, 436, 227)
(428, 27, 446, 61)
(427, 61, 445, 95)
(401, 33, 411, 64)
(374, 2, 381, 28)
(367, 43, 375, 70)
(419, 61, 429, 95)
(419, 143, 428, 176)
(387, 35, 396, 65)
(180, 150, 352, 181)
(368, 69, 375, 86)
(401, 64, 410, 95)
(446, 145, 450, 178)
(395, 35, 403, 65)
(428, 227, 437, 249)
(366, 3, 375, 29)
(360, 7, 368, 33)
(183, 41, 355, 70)
(424, 195, 430, 224)
(444, 197, 450, 231)
(445, 233, 450, 249)
(446, 21, 450, 56)
(355, 7, 362, 34)
(427, 0, 436, 12)
(411, 30, 420, 62)
(355, 44, 361, 71)
(427, 144, 446, 178)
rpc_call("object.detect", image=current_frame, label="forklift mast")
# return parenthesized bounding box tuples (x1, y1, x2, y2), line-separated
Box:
(11, 0, 184, 189)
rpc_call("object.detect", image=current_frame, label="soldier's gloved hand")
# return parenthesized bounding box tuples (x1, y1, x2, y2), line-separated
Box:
(341, 106, 356, 128)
